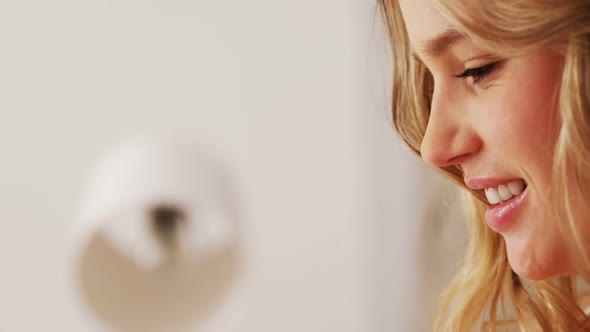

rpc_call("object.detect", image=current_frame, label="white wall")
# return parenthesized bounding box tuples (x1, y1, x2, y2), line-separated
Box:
(364, 16, 467, 330)
(0, 1, 465, 331)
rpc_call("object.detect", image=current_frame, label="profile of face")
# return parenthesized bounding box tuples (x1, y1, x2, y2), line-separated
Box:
(398, 0, 571, 279)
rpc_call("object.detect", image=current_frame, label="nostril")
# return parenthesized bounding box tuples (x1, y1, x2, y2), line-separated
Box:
(446, 152, 473, 165)
(150, 205, 186, 245)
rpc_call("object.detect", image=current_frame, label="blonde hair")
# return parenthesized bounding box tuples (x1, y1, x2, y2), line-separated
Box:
(378, 0, 590, 330)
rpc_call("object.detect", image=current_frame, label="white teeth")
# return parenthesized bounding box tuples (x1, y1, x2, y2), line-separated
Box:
(485, 187, 501, 205)
(498, 184, 512, 201)
(507, 180, 525, 196)
(484, 179, 526, 205)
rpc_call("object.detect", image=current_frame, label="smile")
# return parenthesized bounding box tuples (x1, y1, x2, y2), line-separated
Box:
(484, 181, 529, 232)
(484, 179, 527, 205)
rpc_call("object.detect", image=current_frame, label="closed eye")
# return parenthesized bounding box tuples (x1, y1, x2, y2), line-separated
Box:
(455, 62, 500, 84)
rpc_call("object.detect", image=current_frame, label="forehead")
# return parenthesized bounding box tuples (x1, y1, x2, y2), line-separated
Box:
(398, 0, 454, 51)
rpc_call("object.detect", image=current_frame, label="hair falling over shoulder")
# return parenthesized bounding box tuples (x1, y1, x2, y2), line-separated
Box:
(378, 0, 590, 330)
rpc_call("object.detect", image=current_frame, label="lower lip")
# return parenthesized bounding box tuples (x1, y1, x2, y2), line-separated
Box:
(485, 187, 528, 232)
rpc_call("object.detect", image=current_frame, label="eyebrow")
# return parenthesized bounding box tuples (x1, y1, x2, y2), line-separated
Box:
(412, 28, 466, 62)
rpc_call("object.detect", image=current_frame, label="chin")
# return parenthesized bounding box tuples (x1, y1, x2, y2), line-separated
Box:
(503, 235, 567, 280)
(507, 257, 551, 280)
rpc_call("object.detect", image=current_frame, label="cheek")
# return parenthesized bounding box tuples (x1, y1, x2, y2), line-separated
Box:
(502, 95, 559, 151)
(477, 59, 562, 166)
(509, 54, 563, 144)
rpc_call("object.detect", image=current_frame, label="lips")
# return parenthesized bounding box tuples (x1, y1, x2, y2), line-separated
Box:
(485, 186, 528, 232)
(464, 176, 526, 191)
(464, 176, 529, 232)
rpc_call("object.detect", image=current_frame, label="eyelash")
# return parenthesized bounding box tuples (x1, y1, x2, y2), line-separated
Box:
(455, 62, 499, 84)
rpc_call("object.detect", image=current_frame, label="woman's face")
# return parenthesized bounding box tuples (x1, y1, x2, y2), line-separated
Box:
(398, 0, 571, 279)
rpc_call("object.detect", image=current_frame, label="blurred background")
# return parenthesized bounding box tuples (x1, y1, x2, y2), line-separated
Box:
(0, 0, 466, 331)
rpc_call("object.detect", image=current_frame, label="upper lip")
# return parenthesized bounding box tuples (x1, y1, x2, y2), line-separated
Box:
(464, 176, 524, 190)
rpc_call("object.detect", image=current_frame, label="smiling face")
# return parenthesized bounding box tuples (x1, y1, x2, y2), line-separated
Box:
(398, 0, 572, 279)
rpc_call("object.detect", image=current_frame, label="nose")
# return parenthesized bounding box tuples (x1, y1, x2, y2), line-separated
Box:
(420, 86, 482, 168)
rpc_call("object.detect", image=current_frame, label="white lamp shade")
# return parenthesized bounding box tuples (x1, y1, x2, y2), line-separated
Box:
(70, 136, 240, 332)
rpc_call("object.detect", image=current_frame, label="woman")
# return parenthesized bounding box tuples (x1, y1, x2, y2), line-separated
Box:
(378, 0, 590, 330)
